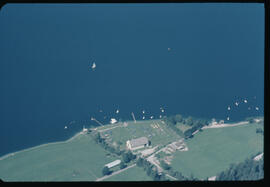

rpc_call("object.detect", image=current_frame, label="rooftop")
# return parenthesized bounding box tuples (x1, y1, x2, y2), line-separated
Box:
(129, 137, 148, 148)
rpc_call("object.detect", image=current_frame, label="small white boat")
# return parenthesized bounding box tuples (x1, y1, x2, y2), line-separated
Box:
(110, 118, 117, 124)
(91, 62, 96, 70)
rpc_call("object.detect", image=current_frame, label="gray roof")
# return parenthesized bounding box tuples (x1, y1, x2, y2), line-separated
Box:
(130, 137, 148, 148)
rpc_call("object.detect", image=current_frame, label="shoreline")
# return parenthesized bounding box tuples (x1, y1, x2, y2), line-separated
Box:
(0, 117, 263, 161)
(0, 130, 85, 162)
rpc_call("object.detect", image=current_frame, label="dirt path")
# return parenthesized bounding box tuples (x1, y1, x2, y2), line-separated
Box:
(202, 121, 249, 130)
(165, 174, 178, 181)
(95, 164, 136, 181)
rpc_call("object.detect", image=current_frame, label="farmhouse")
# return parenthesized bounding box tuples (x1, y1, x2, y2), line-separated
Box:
(126, 137, 149, 150)
(105, 159, 121, 168)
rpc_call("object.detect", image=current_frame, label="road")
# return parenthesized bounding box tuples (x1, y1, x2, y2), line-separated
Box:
(202, 121, 249, 129)
(95, 164, 136, 181)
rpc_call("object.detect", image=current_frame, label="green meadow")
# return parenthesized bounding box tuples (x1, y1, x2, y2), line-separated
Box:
(0, 133, 119, 181)
(170, 122, 264, 179)
(99, 119, 181, 150)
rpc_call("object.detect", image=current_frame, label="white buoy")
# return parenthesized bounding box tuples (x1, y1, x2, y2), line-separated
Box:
(227, 117, 230, 121)
(244, 99, 248, 103)
(142, 110, 145, 114)
(159, 115, 162, 119)
(64, 126, 68, 129)
(227, 106, 231, 111)
(161, 109, 164, 113)
(235, 102, 239, 106)
(116, 109, 119, 114)
(142, 116, 145, 120)
(91, 62, 96, 70)
(150, 116, 154, 119)
(255, 107, 259, 111)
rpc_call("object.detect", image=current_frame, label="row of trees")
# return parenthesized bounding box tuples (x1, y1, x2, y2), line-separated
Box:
(216, 155, 264, 180)
(136, 158, 167, 181)
(92, 132, 124, 156)
(162, 114, 209, 139)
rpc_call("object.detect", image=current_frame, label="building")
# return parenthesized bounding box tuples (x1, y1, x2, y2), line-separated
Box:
(126, 137, 149, 150)
(105, 159, 121, 169)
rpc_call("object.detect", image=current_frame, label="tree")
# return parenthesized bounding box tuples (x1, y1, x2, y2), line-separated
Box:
(122, 151, 136, 163)
(185, 116, 194, 126)
(102, 166, 111, 176)
(184, 128, 193, 138)
(168, 116, 177, 125)
(160, 160, 171, 170)
(175, 114, 183, 123)
(136, 158, 144, 167)
(119, 161, 127, 169)
(256, 128, 263, 134)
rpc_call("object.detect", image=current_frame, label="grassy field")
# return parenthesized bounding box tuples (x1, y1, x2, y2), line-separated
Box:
(170, 122, 264, 179)
(99, 119, 182, 150)
(175, 122, 192, 133)
(0, 133, 119, 181)
(103, 165, 153, 181)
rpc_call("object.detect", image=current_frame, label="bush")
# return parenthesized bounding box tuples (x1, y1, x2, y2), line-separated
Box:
(122, 151, 136, 163)
(160, 160, 171, 170)
(256, 128, 263, 134)
(102, 166, 111, 176)
(119, 161, 127, 169)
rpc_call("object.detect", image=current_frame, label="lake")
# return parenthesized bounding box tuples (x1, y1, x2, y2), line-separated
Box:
(0, 3, 264, 156)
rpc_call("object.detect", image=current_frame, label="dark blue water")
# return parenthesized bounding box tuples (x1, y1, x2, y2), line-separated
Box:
(0, 3, 264, 156)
